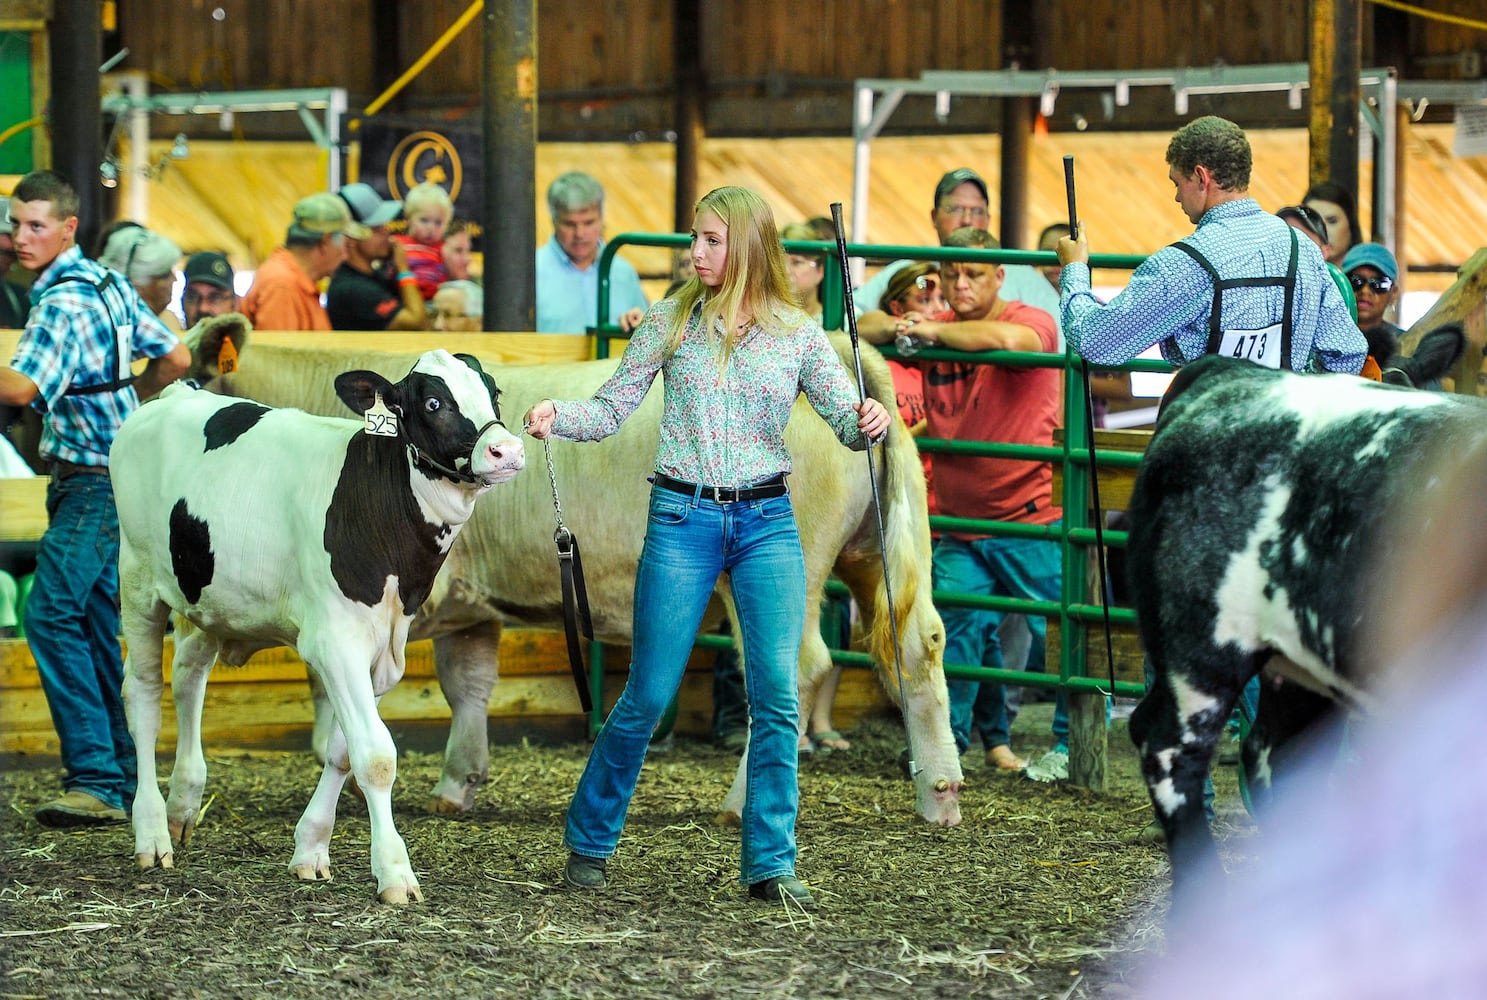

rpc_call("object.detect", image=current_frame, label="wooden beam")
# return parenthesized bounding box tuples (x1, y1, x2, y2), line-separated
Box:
(483, 0, 538, 332)
(1308, 0, 1362, 198)
(1398, 247, 1487, 397)
(672, 0, 704, 237)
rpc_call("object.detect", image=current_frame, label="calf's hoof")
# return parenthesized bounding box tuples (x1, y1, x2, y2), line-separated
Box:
(426, 795, 466, 815)
(290, 860, 332, 882)
(378, 881, 424, 905)
(136, 850, 174, 870)
(713, 810, 741, 827)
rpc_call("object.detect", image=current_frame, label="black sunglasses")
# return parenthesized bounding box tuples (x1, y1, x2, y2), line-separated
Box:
(1349, 273, 1394, 294)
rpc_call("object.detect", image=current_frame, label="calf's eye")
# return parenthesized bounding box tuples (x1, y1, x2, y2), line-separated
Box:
(424, 397, 442, 412)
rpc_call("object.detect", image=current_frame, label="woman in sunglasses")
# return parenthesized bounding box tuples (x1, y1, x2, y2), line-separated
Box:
(1341, 243, 1403, 370)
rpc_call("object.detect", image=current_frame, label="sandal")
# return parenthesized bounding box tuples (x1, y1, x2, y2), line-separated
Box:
(809, 729, 851, 754)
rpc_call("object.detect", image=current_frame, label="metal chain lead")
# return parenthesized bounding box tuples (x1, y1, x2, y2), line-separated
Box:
(543, 435, 568, 536)
(523, 420, 568, 536)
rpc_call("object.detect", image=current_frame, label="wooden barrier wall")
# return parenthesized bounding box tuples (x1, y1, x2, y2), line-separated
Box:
(0, 328, 897, 754)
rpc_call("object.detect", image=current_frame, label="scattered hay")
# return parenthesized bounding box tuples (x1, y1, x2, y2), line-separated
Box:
(0, 707, 1256, 998)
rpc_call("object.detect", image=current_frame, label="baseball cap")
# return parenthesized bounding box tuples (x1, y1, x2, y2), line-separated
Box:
(183, 251, 234, 291)
(338, 182, 402, 231)
(1342, 242, 1399, 281)
(933, 168, 988, 209)
(292, 192, 367, 240)
(1276, 204, 1328, 246)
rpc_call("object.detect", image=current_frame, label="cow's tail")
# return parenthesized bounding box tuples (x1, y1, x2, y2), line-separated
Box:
(830, 335, 934, 676)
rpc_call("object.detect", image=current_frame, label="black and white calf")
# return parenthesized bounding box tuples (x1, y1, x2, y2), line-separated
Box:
(112, 349, 524, 903)
(1126, 342, 1487, 892)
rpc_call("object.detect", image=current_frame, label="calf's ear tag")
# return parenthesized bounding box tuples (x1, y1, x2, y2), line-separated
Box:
(363, 392, 400, 437)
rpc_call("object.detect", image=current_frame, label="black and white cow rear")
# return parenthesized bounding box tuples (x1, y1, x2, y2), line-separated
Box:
(112, 349, 524, 903)
(1127, 348, 1487, 893)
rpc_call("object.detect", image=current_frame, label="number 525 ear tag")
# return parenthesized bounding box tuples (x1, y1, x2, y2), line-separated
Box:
(363, 392, 400, 437)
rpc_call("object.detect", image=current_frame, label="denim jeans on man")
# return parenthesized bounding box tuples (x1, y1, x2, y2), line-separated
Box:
(933, 530, 1068, 754)
(565, 484, 806, 885)
(26, 472, 137, 812)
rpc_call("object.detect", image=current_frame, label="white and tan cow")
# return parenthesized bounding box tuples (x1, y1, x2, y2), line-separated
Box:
(213, 336, 963, 827)
(113, 350, 524, 903)
(1127, 338, 1487, 898)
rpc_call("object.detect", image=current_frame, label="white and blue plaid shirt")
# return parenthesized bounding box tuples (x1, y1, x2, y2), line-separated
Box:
(1060, 199, 1366, 374)
(9, 245, 178, 466)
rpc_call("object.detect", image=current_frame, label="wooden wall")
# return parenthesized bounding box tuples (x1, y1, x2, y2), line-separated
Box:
(108, 1, 1483, 140)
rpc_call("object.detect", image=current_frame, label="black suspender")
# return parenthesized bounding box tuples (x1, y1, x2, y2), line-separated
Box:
(1168, 227, 1301, 371)
(49, 270, 139, 396)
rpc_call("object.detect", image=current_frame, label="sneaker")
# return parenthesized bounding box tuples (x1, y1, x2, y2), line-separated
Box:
(1023, 747, 1070, 783)
(748, 876, 815, 907)
(714, 728, 748, 754)
(1129, 819, 1166, 846)
(34, 789, 127, 827)
(986, 745, 1028, 771)
(563, 852, 607, 889)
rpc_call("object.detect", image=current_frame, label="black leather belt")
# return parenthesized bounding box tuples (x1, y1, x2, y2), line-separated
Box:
(653, 473, 788, 503)
(50, 460, 108, 479)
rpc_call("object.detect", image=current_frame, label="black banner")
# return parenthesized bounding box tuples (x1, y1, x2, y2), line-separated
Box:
(355, 117, 484, 247)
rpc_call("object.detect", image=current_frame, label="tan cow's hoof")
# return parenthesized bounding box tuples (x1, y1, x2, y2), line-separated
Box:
(425, 795, 464, 815)
(290, 861, 332, 882)
(713, 810, 741, 827)
(136, 851, 174, 870)
(379, 883, 424, 905)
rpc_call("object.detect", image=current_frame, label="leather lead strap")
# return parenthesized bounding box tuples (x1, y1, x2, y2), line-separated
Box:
(555, 528, 595, 715)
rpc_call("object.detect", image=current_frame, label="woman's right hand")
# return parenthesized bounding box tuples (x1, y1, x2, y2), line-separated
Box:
(523, 399, 556, 439)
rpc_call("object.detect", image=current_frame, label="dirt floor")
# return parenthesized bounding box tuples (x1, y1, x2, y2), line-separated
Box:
(0, 703, 1256, 999)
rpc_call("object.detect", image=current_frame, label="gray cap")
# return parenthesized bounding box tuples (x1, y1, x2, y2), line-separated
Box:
(338, 182, 402, 231)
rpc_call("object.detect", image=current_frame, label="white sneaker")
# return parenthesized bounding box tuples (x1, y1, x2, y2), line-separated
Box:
(1023, 747, 1069, 783)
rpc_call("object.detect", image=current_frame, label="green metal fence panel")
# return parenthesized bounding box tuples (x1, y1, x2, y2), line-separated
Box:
(583, 235, 1168, 733)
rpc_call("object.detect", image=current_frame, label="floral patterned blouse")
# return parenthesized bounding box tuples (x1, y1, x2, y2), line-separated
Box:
(551, 296, 870, 489)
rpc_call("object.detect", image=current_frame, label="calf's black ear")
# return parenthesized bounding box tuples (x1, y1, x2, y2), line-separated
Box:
(335, 370, 396, 416)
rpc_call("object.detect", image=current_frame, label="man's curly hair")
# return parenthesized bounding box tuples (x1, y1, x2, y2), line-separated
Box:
(1165, 116, 1252, 191)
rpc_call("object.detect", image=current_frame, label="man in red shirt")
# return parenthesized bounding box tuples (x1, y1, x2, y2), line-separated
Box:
(902, 226, 1070, 781)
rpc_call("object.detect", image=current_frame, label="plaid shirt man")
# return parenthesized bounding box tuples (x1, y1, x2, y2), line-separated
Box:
(10, 245, 177, 466)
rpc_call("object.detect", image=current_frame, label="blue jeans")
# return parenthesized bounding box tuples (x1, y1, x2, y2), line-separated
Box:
(934, 531, 1068, 755)
(26, 472, 136, 811)
(565, 484, 806, 885)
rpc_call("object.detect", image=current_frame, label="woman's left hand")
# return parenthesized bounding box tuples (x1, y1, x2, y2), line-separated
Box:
(855, 398, 891, 444)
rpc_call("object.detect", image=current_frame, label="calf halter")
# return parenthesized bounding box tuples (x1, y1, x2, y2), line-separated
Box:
(406, 417, 508, 484)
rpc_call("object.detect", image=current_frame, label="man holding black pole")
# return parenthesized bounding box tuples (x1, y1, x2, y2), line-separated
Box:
(1056, 115, 1364, 375)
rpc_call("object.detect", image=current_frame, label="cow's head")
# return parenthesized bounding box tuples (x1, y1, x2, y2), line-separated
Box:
(334, 350, 525, 487)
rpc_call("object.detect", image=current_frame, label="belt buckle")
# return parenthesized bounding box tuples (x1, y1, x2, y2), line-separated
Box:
(712, 484, 726, 503)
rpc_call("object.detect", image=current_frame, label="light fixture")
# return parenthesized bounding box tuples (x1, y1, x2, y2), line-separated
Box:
(169, 133, 189, 159)
(99, 159, 119, 188)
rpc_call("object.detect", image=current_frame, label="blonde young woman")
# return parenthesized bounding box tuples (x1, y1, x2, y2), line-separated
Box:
(524, 186, 889, 907)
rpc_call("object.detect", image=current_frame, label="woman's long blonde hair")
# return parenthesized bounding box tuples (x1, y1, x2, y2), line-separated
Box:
(664, 186, 802, 369)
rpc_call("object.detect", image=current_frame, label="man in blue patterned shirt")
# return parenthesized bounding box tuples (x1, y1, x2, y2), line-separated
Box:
(1056, 116, 1365, 375)
(0, 170, 189, 827)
